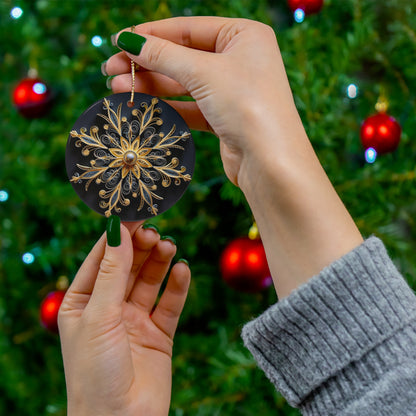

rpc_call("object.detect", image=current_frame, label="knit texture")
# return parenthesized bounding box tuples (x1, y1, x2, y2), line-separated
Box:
(241, 237, 416, 415)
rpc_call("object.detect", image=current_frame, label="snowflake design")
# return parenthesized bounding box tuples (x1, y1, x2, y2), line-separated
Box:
(70, 97, 191, 217)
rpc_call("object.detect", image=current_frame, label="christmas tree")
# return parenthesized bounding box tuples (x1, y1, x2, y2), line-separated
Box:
(1, 0, 416, 414)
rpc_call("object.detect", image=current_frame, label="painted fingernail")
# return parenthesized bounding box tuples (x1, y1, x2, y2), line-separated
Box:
(178, 258, 189, 266)
(117, 32, 147, 55)
(107, 215, 121, 247)
(106, 76, 114, 89)
(161, 235, 176, 245)
(111, 33, 118, 46)
(142, 223, 160, 233)
(100, 60, 108, 76)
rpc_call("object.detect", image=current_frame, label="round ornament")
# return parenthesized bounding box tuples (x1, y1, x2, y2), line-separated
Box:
(40, 290, 66, 333)
(287, 0, 324, 15)
(66, 92, 195, 221)
(360, 112, 401, 155)
(220, 237, 272, 293)
(13, 77, 52, 118)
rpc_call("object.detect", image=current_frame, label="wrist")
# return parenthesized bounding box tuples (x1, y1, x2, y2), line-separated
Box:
(237, 118, 363, 298)
(237, 110, 310, 195)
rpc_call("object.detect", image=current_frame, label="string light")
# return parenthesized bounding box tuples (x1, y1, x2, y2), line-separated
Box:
(10, 7, 23, 19)
(365, 147, 377, 164)
(33, 82, 47, 94)
(294, 8, 305, 23)
(0, 190, 8, 202)
(347, 84, 358, 99)
(91, 35, 103, 47)
(22, 252, 35, 264)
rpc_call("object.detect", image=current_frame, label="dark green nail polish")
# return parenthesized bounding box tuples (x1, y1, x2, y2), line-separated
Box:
(142, 223, 160, 233)
(161, 235, 176, 245)
(106, 76, 114, 89)
(117, 32, 147, 55)
(110, 33, 118, 46)
(100, 60, 108, 76)
(107, 215, 121, 247)
(178, 258, 189, 266)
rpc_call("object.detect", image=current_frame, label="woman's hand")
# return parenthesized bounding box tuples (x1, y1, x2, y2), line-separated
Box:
(105, 17, 362, 298)
(58, 221, 190, 416)
(104, 17, 301, 187)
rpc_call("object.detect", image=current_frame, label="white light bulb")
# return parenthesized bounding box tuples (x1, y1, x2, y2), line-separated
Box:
(347, 84, 358, 99)
(294, 9, 305, 23)
(365, 147, 377, 164)
(92, 36, 103, 47)
(22, 252, 35, 264)
(11, 7, 23, 19)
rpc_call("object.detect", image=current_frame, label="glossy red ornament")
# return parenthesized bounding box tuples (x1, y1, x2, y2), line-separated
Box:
(220, 237, 272, 293)
(360, 113, 401, 154)
(287, 0, 324, 14)
(40, 290, 66, 332)
(13, 77, 52, 118)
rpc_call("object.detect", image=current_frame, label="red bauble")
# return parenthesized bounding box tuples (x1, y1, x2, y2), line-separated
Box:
(220, 237, 272, 293)
(360, 113, 401, 155)
(40, 290, 66, 332)
(13, 77, 52, 118)
(287, 0, 324, 14)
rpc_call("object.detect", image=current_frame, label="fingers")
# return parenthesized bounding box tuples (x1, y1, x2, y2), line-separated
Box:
(124, 225, 161, 297)
(122, 220, 144, 236)
(110, 71, 189, 97)
(128, 238, 177, 313)
(160, 100, 212, 132)
(61, 232, 107, 305)
(87, 224, 133, 310)
(109, 70, 210, 131)
(132, 16, 232, 52)
(151, 261, 191, 339)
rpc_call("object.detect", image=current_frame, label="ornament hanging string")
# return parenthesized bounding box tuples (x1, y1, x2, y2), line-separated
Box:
(128, 26, 136, 107)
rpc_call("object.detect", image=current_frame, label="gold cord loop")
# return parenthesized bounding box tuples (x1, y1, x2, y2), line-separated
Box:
(128, 25, 137, 107)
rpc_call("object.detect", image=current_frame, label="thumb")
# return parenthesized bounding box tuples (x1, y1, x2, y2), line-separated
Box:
(116, 31, 208, 93)
(88, 216, 133, 310)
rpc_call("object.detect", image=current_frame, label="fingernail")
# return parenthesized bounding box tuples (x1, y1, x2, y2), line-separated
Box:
(111, 33, 118, 46)
(142, 223, 160, 233)
(178, 258, 189, 266)
(161, 235, 176, 245)
(107, 215, 121, 247)
(106, 76, 114, 89)
(117, 32, 147, 55)
(101, 60, 108, 76)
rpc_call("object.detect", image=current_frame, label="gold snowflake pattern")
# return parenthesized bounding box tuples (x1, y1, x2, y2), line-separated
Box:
(70, 97, 191, 217)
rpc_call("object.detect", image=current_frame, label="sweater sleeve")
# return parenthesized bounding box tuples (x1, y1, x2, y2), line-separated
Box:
(241, 237, 416, 415)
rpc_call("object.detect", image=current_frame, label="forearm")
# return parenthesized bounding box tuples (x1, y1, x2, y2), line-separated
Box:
(238, 109, 363, 298)
(242, 237, 416, 414)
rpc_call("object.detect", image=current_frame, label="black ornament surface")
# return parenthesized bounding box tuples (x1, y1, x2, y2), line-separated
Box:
(66, 93, 195, 221)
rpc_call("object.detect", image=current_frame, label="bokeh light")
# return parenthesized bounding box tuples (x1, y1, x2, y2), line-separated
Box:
(294, 8, 305, 23)
(0, 190, 8, 202)
(10, 7, 23, 19)
(91, 35, 103, 47)
(347, 83, 358, 99)
(365, 147, 377, 164)
(22, 252, 35, 264)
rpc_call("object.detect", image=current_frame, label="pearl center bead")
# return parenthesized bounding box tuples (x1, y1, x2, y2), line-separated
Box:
(123, 151, 137, 166)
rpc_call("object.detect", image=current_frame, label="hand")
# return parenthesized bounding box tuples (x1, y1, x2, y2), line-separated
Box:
(105, 17, 363, 298)
(105, 17, 301, 187)
(58, 222, 190, 416)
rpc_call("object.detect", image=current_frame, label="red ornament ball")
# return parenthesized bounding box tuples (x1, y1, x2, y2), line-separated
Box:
(40, 290, 66, 333)
(13, 77, 52, 118)
(360, 113, 401, 155)
(220, 237, 272, 293)
(287, 0, 324, 14)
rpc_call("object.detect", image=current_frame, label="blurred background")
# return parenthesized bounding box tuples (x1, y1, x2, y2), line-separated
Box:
(1, 0, 416, 414)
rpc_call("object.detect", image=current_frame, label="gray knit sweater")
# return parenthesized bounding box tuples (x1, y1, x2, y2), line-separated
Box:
(241, 237, 416, 415)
